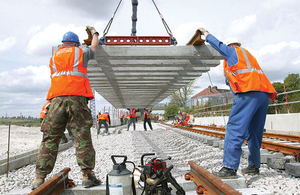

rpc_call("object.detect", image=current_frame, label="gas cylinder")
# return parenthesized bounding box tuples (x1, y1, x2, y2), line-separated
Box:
(106, 155, 136, 195)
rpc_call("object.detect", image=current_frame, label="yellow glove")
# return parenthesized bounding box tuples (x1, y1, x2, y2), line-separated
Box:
(86, 26, 99, 36)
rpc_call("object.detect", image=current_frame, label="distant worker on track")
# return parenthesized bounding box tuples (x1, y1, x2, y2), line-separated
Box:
(143, 108, 153, 131)
(32, 26, 101, 190)
(127, 108, 139, 131)
(179, 110, 190, 127)
(198, 28, 277, 178)
(97, 112, 111, 136)
(119, 114, 124, 125)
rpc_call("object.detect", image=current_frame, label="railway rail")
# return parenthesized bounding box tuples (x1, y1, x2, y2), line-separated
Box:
(28, 167, 74, 195)
(162, 123, 300, 157)
(185, 161, 242, 195)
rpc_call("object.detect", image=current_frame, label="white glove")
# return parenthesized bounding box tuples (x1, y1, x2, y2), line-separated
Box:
(86, 26, 99, 36)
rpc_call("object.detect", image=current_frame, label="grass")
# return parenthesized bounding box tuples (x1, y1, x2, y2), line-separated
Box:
(0, 118, 41, 127)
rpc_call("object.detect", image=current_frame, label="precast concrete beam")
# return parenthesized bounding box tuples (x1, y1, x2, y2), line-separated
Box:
(86, 45, 221, 108)
(94, 45, 223, 60)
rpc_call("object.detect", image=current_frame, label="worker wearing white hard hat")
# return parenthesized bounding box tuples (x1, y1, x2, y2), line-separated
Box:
(197, 27, 277, 179)
(224, 37, 241, 47)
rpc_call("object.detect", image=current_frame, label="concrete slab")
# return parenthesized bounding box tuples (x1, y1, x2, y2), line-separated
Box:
(236, 188, 272, 195)
(267, 156, 296, 170)
(213, 140, 224, 147)
(220, 176, 247, 189)
(207, 138, 221, 146)
(9, 175, 195, 195)
(261, 152, 284, 164)
(285, 163, 300, 177)
(218, 141, 224, 149)
(0, 141, 73, 174)
(85, 45, 222, 109)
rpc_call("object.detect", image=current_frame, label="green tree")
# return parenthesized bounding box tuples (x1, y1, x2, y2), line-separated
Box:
(270, 74, 300, 114)
(164, 104, 179, 119)
(283, 73, 300, 113)
(169, 81, 195, 107)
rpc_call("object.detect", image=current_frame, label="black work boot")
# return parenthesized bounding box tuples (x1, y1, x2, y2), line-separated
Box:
(241, 165, 259, 175)
(212, 167, 238, 179)
(82, 170, 102, 188)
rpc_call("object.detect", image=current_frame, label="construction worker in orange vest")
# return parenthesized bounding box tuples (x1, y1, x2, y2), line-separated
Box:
(127, 108, 139, 131)
(143, 108, 153, 131)
(39, 101, 51, 123)
(97, 112, 111, 136)
(32, 26, 101, 190)
(198, 27, 277, 178)
(119, 114, 124, 125)
(178, 111, 190, 127)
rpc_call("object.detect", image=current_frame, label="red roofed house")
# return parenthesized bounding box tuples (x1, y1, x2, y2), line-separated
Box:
(188, 86, 233, 107)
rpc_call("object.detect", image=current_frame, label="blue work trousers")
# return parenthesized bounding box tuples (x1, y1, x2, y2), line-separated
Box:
(128, 117, 136, 128)
(223, 91, 269, 170)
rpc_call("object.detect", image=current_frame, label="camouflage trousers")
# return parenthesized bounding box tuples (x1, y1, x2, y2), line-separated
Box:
(35, 96, 95, 179)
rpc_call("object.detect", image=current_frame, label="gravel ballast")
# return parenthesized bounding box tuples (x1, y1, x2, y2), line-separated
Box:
(0, 123, 300, 195)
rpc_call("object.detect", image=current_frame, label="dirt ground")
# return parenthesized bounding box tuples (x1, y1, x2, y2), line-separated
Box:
(0, 125, 42, 160)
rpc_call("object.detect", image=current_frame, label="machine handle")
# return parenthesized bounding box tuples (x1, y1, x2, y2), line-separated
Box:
(141, 153, 155, 166)
(111, 155, 127, 165)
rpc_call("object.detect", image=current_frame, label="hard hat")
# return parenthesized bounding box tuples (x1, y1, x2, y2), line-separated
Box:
(175, 116, 178, 119)
(178, 110, 182, 114)
(62, 31, 80, 44)
(224, 37, 241, 47)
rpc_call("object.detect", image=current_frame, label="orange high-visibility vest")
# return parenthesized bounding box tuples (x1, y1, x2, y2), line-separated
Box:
(99, 113, 109, 122)
(129, 109, 136, 118)
(144, 111, 151, 119)
(40, 101, 51, 119)
(182, 112, 190, 121)
(224, 46, 277, 100)
(46, 46, 94, 100)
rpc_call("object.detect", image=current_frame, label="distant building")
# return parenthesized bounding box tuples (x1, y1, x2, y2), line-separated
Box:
(187, 86, 233, 107)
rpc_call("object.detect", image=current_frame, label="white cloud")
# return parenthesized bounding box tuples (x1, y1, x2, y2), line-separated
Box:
(26, 22, 106, 57)
(0, 65, 50, 93)
(250, 41, 300, 59)
(27, 25, 41, 36)
(230, 14, 256, 35)
(0, 37, 17, 52)
(173, 21, 204, 45)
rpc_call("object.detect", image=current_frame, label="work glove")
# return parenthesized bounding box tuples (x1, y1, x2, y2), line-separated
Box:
(86, 26, 99, 36)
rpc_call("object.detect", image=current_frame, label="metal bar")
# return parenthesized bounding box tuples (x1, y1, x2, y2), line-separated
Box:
(277, 89, 300, 95)
(105, 36, 171, 45)
(7, 123, 11, 178)
(187, 30, 205, 45)
(162, 123, 300, 156)
(29, 167, 71, 195)
(261, 140, 300, 157)
(188, 161, 242, 195)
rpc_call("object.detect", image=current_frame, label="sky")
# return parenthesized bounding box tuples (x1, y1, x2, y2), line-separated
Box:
(0, 0, 299, 118)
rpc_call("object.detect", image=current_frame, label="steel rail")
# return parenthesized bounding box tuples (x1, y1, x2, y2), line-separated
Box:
(28, 167, 71, 195)
(161, 123, 300, 157)
(185, 161, 242, 195)
(188, 124, 300, 143)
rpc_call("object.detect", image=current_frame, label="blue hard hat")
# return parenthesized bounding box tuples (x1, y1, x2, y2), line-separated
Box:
(62, 31, 80, 44)
(175, 116, 178, 119)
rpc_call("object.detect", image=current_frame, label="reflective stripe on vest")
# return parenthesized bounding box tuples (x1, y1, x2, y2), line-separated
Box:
(224, 47, 277, 100)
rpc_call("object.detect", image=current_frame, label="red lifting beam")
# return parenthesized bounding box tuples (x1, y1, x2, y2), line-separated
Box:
(104, 36, 171, 45)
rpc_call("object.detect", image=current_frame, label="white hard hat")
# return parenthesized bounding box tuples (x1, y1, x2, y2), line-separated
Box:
(224, 37, 241, 47)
